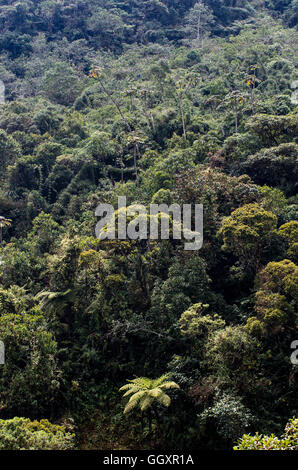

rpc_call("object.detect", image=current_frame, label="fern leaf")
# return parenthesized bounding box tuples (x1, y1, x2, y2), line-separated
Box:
(153, 374, 170, 387)
(160, 381, 180, 390)
(119, 383, 134, 392)
(122, 387, 140, 397)
(149, 388, 163, 398)
(140, 396, 154, 411)
(128, 390, 145, 404)
(157, 393, 171, 407)
(124, 400, 137, 414)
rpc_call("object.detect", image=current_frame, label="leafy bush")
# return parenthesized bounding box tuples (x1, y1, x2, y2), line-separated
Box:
(234, 417, 298, 450)
(0, 417, 75, 450)
(0, 313, 61, 417)
(199, 393, 253, 442)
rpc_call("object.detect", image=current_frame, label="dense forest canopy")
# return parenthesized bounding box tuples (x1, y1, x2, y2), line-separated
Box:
(0, 0, 297, 451)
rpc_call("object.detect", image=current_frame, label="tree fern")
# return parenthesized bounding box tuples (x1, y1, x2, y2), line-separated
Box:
(119, 374, 180, 418)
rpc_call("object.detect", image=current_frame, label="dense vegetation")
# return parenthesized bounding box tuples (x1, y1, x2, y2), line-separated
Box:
(234, 417, 298, 450)
(0, 417, 75, 450)
(0, 0, 297, 451)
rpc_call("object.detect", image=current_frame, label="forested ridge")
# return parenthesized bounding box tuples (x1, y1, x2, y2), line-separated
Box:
(0, 0, 297, 451)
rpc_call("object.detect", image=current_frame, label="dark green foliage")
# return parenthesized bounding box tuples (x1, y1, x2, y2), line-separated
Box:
(0, 312, 61, 418)
(241, 143, 298, 196)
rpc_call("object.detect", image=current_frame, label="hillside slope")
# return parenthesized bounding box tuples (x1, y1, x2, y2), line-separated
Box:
(0, 0, 297, 451)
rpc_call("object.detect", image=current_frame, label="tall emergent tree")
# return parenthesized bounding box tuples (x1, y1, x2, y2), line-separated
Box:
(184, 1, 214, 47)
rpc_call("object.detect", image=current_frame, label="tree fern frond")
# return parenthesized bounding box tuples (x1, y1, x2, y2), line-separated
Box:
(124, 400, 138, 414)
(157, 393, 171, 407)
(159, 381, 180, 390)
(119, 383, 134, 392)
(140, 395, 154, 411)
(129, 377, 153, 389)
(122, 387, 140, 397)
(148, 388, 163, 398)
(128, 390, 146, 404)
(119, 374, 179, 415)
(152, 374, 170, 387)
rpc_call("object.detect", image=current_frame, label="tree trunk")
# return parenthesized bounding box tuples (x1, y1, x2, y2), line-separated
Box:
(150, 111, 155, 132)
(141, 414, 144, 433)
(197, 14, 201, 47)
(179, 96, 187, 140)
(98, 79, 132, 132)
(251, 87, 255, 115)
(148, 410, 152, 433)
(133, 144, 139, 186)
(121, 155, 124, 184)
(153, 409, 160, 432)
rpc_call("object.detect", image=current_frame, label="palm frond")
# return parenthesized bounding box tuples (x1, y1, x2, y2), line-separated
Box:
(0, 216, 12, 228)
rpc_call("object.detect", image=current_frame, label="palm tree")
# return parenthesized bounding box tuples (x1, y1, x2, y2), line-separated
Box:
(219, 90, 247, 134)
(119, 374, 180, 432)
(244, 65, 261, 116)
(0, 216, 12, 245)
(89, 66, 132, 133)
(126, 132, 145, 186)
(171, 72, 199, 140)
